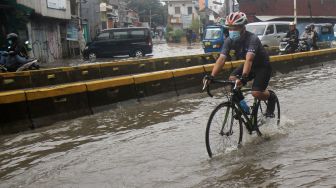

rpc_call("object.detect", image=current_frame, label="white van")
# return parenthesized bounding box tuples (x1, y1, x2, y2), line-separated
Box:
(246, 21, 291, 48)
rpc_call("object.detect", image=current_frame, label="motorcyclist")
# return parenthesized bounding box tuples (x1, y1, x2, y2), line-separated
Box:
(310, 24, 318, 50)
(2, 33, 36, 71)
(301, 25, 313, 50)
(285, 22, 299, 53)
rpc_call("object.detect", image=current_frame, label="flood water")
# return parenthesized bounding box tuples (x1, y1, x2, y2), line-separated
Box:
(1, 61, 336, 187)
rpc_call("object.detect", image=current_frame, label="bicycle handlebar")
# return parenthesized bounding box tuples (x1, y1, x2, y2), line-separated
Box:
(203, 79, 236, 97)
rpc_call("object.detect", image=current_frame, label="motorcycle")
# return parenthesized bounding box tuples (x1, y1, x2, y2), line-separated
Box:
(279, 37, 313, 55)
(279, 37, 298, 55)
(0, 51, 39, 73)
(297, 37, 311, 52)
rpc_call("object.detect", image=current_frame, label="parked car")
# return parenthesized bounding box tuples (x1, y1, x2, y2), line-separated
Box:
(202, 25, 228, 53)
(83, 27, 153, 60)
(246, 21, 291, 48)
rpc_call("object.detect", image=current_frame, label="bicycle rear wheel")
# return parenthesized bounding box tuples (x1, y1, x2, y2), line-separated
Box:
(205, 102, 243, 158)
(254, 91, 280, 136)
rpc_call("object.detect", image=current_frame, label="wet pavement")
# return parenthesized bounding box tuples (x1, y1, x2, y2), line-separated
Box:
(1, 61, 336, 187)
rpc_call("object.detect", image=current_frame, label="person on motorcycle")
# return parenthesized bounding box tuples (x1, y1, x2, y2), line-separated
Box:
(301, 25, 313, 50)
(3, 33, 35, 71)
(285, 22, 299, 53)
(310, 24, 318, 50)
(203, 12, 276, 117)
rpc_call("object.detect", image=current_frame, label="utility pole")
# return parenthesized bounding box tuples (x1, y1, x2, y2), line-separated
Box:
(149, 8, 152, 29)
(78, 0, 82, 26)
(294, 0, 297, 24)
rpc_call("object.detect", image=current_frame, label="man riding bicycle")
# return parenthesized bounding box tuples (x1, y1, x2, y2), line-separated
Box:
(204, 12, 276, 117)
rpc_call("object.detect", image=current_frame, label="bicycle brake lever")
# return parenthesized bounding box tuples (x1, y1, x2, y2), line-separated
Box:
(234, 80, 239, 90)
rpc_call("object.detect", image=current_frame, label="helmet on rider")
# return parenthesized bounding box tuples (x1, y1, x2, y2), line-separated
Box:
(310, 24, 315, 30)
(6, 33, 19, 46)
(225, 12, 248, 41)
(225, 12, 248, 27)
(289, 22, 296, 31)
(305, 25, 311, 32)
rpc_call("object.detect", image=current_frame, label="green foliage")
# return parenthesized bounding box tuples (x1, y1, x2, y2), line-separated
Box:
(126, 0, 167, 27)
(190, 19, 200, 35)
(166, 27, 184, 42)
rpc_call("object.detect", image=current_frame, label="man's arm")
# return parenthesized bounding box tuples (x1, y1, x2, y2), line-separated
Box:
(211, 54, 226, 77)
(242, 52, 254, 77)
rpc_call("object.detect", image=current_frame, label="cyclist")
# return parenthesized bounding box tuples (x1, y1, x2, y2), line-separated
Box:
(203, 11, 276, 117)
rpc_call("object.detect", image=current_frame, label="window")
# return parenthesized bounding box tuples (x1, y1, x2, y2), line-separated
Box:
(188, 7, 192, 15)
(204, 28, 222, 40)
(266, 25, 274, 35)
(101, 21, 107, 30)
(246, 25, 266, 36)
(175, 7, 181, 14)
(321, 26, 332, 34)
(276, 24, 289, 33)
(97, 32, 110, 40)
(130, 30, 145, 39)
(112, 31, 128, 39)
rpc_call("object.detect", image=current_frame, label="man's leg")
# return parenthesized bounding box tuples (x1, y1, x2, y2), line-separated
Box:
(251, 66, 276, 116)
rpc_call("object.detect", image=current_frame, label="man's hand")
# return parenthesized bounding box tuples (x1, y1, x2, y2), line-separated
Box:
(202, 75, 214, 91)
(237, 75, 248, 88)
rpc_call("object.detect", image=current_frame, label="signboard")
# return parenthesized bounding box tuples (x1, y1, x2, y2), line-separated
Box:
(182, 15, 192, 29)
(66, 23, 78, 41)
(47, 0, 66, 10)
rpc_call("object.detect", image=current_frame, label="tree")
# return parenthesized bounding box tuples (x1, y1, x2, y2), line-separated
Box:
(126, 0, 167, 27)
(190, 19, 200, 35)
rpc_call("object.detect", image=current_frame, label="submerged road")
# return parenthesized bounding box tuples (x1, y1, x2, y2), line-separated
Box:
(1, 61, 336, 187)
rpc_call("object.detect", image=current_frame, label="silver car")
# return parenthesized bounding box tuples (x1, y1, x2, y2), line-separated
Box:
(246, 21, 291, 48)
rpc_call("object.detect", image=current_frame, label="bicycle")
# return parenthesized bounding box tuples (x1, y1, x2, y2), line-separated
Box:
(203, 79, 280, 158)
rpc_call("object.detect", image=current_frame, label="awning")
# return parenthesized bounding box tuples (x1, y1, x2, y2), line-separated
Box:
(0, 0, 34, 14)
(256, 15, 336, 21)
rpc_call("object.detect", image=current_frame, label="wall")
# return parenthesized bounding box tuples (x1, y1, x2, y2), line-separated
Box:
(167, 0, 199, 29)
(239, 0, 336, 21)
(17, 0, 71, 20)
(29, 18, 63, 63)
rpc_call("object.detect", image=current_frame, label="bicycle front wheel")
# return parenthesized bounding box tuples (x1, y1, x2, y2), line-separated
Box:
(205, 102, 243, 158)
(254, 91, 280, 136)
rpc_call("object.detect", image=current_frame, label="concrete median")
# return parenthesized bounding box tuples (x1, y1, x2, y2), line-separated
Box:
(134, 70, 175, 98)
(26, 83, 91, 128)
(172, 66, 205, 94)
(68, 64, 101, 82)
(30, 67, 73, 88)
(86, 76, 136, 109)
(0, 90, 32, 134)
(0, 71, 32, 91)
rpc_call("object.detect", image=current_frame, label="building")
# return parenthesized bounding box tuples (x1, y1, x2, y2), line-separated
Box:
(163, 0, 199, 30)
(0, 0, 89, 63)
(99, 1, 119, 29)
(81, 0, 139, 42)
(126, 9, 141, 27)
(239, 0, 336, 23)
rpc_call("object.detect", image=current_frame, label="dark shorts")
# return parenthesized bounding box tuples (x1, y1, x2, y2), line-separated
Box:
(230, 64, 272, 91)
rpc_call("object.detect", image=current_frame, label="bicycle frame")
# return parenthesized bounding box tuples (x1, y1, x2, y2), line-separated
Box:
(231, 97, 259, 134)
(205, 80, 259, 134)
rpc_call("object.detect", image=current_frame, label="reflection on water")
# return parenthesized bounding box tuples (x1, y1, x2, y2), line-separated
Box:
(1, 61, 336, 187)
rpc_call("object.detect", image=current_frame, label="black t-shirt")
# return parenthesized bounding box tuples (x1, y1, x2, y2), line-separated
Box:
(221, 31, 270, 68)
